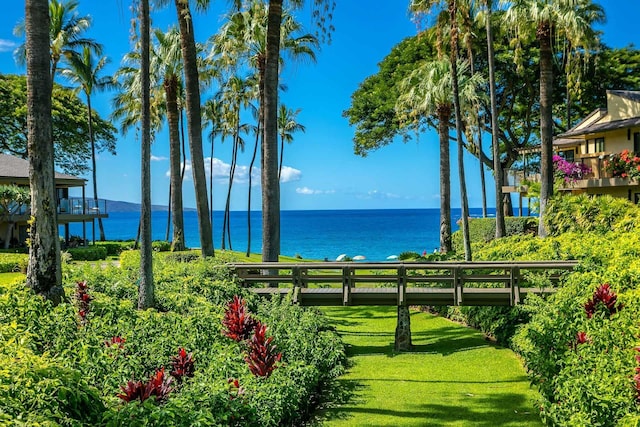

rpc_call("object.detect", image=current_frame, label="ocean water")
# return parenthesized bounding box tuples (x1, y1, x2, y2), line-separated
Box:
(63, 208, 496, 261)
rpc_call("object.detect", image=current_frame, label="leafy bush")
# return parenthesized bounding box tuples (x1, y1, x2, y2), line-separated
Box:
(152, 240, 171, 252)
(452, 216, 537, 252)
(0, 254, 345, 426)
(0, 253, 28, 273)
(67, 246, 108, 261)
(94, 241, 134, 256)
(544, 194, 640, 235)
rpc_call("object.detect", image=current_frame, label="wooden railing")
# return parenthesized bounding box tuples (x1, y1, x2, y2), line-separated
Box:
(229, 261, 578, 307)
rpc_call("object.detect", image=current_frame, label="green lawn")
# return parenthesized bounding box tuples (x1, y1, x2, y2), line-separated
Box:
(315, 307, 542, 427)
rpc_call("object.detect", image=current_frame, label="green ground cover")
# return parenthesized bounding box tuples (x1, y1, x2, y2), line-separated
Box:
(315, 306, 541, 427)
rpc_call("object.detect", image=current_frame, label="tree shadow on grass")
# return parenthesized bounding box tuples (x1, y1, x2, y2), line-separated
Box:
(310, 377, 368, 425)
(315, 392, 539, 427)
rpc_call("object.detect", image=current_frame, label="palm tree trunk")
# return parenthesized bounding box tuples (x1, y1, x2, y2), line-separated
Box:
(25, 0, 63, 304)
(86, 95, 106, 240)
(166, 183, 172, 241)
(538, 21, 554, 237)
(437, 107, 452, 253)
(262, 0, 282, 263)
(166, 75, 184, 251)
(449, 0, 472, 261)
(247, 120, 261, 257)
(485, 0, 506, 237)
(278, 133, 284, 181)
(174, 0, 213, 257)
(138, 0, 154, 310)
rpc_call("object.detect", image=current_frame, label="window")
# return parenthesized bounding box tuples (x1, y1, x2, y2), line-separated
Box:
(636, 193, 640, 205)
(634, 132, 640, 154)
(595, 137, 605, 152)
(559, 149, 575, 162)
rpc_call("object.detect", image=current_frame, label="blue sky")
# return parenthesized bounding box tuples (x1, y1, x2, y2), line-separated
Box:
(1, 1, 639, 211)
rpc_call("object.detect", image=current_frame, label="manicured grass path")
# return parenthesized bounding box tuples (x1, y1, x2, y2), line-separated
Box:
(314, 307, 542, 427)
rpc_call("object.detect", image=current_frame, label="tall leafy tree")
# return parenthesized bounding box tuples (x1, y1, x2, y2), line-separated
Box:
(172, 0, 214, 257)
(212, 0, 318, 257)
(138, 0, 154, 310)
(25, 0, 63, 304)
(447, 0, 472, 260)
(396, 59, 483, 254)
(277, 104, 305, 180)
(482, 0, 506, 237)
(151, 28, 186, 251)
(0, 74, 116, 176)
(216, 74, 254, 250)
(60, 46, 114, 241)
(15, 0, 101, 81)
(503, 0, 604, 236)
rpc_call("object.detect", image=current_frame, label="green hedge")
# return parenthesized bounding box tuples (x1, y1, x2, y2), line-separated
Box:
(452, 216, 537, 251)
(66, 246, 108, 261)
(0, 253, 28, 273)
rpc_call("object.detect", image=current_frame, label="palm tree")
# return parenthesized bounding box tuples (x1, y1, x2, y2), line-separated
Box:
(216, 74, 254, 250)
(15, 0, 101, 81)
(277, 104, 305, 180)
(262, 0, 284, 263)
(448, 0, 472, 261)
(172, 0, 213, 257)
(25, 0, 63, 304)
(138, 0, 154, 310)
(503, 0, 604, 236)
(397, 59, 484, 254)
(152, 28, 186, 251)
(482, 0, 506, 238)
(212, 0, 317, 258)
(60, 46, 114, 241)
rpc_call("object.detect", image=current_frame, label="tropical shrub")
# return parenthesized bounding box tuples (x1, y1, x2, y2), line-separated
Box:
(67, 246, 108, 261)
(451, 216, 537, 251)
(0, 254, 345, 426)
(0, 253, 28, 272)
(544, 194, 640, 235)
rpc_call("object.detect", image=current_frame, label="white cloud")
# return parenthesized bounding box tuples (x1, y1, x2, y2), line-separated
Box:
(168, 158, 301, 187)
(279, 166, 302, 183)
(151, 154, 168, 161)
(296, 187, 335, 195)
(357, 190, 401, 200)
(0, 39, 18, 53)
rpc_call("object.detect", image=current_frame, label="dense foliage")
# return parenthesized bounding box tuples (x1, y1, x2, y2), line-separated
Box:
(464, 195, 640, 425)
(0, 74, 117, 175)
(451, 216, 537, 252)
(0, 254, 345, 426)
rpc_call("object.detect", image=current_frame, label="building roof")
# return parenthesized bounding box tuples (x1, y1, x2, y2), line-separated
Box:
(0, 153, 85, 187)
(558, 116, 640, 138)
(608, 90, 640, 103)
(557, 90, 640, 139)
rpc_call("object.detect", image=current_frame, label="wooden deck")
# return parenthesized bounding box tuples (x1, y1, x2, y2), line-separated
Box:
(229, 261, 578, 307)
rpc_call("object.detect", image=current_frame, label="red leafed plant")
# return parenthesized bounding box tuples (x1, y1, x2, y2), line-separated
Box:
(227, 378, 245, 400)
(245, 322, 282, 378)
(576, 331, 589, 345)
(170, 348, 195, 382)
(633, 346, 640, 403)
(75, 281, 91, 324)
(105, 336, 126, 349)
(584, 283, 623, 319)
(117, 367, 173, 403)
(222, 296, 257, 342)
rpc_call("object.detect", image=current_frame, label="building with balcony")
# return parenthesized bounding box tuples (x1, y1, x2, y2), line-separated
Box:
(503, 90, 640, 206)
(0, 153, 108, 247)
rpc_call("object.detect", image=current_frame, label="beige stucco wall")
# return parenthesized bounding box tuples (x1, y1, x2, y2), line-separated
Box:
(576, 129, 636, 157)
(606, 94, 640, 122)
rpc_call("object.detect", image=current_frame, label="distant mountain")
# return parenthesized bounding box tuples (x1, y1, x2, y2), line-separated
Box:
(104, 199, 196, 213)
